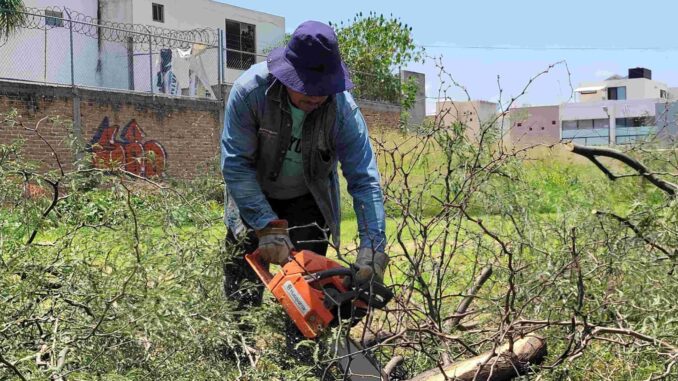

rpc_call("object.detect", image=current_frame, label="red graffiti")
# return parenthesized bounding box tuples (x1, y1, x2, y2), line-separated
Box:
(89, 118, 167, 177)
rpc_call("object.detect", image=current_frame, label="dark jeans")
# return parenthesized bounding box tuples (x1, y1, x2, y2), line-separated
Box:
(223, 193, 328, 361)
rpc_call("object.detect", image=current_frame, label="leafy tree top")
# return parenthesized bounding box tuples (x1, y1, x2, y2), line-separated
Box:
(330, 11, 424, 77)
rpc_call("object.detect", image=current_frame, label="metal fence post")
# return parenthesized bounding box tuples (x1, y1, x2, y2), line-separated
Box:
(44, 20, 48, 83)
(221, 29, 226, 84)
(65, 9, 74, 87)
(217, 28, 222, 86)
(148, 28, 154, 94)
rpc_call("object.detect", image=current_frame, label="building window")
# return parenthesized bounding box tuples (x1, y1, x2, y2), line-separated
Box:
(607, 86, 626, 100)
(578, 119, 593, 129)
(616, 117, 655, 127)
(562, 121, 577, 130)
(552, 121, 556, 125)
(660, 89, 668, 99)
(45, 10, 63, 27)
(592, 119, 609, 129)
(517, 123, 522, 127)
(226, 20, 256, 70)
(562, 119, 609, 130)
(152, 3, 164, 23)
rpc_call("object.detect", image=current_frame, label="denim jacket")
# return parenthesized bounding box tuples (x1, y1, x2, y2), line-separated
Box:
(221, 62, 386, 252)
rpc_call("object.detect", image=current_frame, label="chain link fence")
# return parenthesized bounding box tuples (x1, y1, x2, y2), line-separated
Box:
(0, 7, 221, 99)
(0, 6, 401, 104)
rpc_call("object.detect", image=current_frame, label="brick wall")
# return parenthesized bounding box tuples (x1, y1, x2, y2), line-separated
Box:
(0, 88, 77, 172)
(358, 100, 402, 130)
(0, 81, 400, 179)
(0, 81, 222, 178)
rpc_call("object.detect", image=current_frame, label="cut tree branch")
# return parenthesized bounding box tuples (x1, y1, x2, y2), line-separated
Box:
(594, 210, 676, 260)
(567, 143, 678, 196)
(0, 351, 27, 381)
(449, 265, 493, 329)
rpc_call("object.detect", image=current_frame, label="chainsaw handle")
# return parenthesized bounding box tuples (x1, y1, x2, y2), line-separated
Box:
(308, 267, 354, 281)
(244, 249, 274, 286)
(312, 267, 394, 310)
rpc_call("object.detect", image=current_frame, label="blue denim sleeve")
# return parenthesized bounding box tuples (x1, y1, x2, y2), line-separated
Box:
(336, 100, 387, 253)
(221, 84, 277, 231)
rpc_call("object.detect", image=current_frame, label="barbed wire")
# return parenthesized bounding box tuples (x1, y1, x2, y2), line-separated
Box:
(12, 6, 218, 48)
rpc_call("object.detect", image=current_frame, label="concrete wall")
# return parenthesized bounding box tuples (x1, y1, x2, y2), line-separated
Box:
(0, 0, 100, 87)
(436, 100, 500, 143)
(508, 105, 560, 147)
(357, 100, 401, 130)
(400, 70, 425, 128)
(98, 0, 135, 90)
(669, 87, 678, 101)
(123, 0, 285, 85)
(655, 101, 678, 144)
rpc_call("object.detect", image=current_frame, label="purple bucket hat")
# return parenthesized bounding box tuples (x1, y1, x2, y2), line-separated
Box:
(267, 20, 353, 96)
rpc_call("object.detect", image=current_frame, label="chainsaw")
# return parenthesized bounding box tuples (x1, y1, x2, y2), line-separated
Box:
(245, 249, 394, 380)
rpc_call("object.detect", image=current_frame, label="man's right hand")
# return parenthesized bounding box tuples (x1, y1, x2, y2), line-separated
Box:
(255, 219, 293, 265)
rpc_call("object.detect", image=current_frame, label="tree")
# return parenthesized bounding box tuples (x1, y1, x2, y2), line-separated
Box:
(330, 12, 424, 109)
(0, 0, 26, 41)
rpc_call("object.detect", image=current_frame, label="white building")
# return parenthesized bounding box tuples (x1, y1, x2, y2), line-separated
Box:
(575, 68, 671, 103)
(560, 98, 659, 145)
(563, 68, 673, 145)
(100, 0, 285, 88)
(0, 0, 285, 95)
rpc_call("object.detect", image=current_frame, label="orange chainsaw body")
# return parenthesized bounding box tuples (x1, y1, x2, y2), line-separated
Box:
(245, 249, 361, 339)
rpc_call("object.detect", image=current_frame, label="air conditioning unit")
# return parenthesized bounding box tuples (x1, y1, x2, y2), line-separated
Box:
(628, 67, 651, 80)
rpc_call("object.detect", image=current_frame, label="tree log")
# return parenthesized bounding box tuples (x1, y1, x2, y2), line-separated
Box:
(406, 335, 547, 381)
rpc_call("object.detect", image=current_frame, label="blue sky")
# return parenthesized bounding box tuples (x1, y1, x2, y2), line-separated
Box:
(218, 0, 678, 114)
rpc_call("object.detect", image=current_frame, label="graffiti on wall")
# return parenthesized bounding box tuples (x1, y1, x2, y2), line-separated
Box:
(89, 117, 167, 177)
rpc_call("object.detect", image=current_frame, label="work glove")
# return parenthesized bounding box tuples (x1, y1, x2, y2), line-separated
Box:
(352, 248, 389, 285)
(255, 219, 293, 265)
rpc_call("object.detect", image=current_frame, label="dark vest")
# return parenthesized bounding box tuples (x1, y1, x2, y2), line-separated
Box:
(255, 77, 340, 238)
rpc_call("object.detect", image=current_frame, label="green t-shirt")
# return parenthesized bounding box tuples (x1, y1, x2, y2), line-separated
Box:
(261, 98, 309, 200)
(281, 102, 305, 177)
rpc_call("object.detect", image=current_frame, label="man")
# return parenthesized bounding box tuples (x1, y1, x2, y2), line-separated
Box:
(221, 20, 388, 324)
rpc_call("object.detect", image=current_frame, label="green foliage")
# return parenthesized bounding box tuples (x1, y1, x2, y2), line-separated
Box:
(0, 0, 26, 40)
(364, 113, 678, 379)
(330, 12, 424, 107)
(2, 105, 677, 380)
